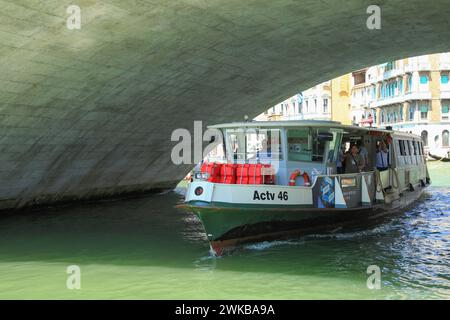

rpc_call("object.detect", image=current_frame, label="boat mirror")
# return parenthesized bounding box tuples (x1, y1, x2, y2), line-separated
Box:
(317, 132, 334, 142)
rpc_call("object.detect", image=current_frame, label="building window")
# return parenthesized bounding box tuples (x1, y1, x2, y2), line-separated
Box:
(420, 105, 428, 120)
(408, 104, 415, 121)
(420, 75, 428, 84)
(407, 75, 413, 92)
(400, 105, 404, 121)
(323, 98, 328, 113)
(441, 74, 449, 84)
(385, 61, 394, 71)
(353, 71, 366, 85)
(421, 130, 428, 146)
(314, 99, 317, 112)
(442, 103, 449, 120)
(443, 130, 450, 147)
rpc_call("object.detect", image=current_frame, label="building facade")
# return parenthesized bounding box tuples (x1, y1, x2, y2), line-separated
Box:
(349, 53, 450, 156)
(257, 52, 450, 156)
(256, 77, 351, 124)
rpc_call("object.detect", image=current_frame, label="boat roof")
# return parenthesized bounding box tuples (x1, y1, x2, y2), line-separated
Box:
(208, 120, 421, 139)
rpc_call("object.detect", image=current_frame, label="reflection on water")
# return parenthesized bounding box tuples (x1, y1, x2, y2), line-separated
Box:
(0, 162, 448, 299)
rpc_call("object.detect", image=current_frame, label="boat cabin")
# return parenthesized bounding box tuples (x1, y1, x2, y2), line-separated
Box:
(196, 120, 428, 193)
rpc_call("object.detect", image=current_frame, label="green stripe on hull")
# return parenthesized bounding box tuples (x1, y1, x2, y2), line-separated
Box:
(189, 205, 335, 241)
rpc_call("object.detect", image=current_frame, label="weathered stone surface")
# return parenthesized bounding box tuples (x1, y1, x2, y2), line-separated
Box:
(0, 0, 449, 208)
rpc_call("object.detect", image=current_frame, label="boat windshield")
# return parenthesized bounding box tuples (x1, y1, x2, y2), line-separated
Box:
(225, 128, 283, 163)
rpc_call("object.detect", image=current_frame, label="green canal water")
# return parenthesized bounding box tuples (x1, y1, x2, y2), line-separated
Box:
(0, 162, 449, 299)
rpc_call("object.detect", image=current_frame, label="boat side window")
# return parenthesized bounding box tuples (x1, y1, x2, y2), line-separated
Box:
(412, 140, 417, 155)
(225, 128, 282, 163)
(414, 140, 420, 164)
(225, 129, 246, 161)
(406, 140, 412, 156)
(327, 131, 342, 163)
(287, 129, 311, 161)
(416, 140, 423, 163)
(418, 140, 424, 163)
(252, 129, 283, 161)
(287, 128, 329, 162)
(394, 139, 402, 165)
(406, 140, 414, 164)
(399, 140, 406, 156)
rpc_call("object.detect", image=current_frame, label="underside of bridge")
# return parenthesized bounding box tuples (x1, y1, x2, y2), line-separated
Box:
(1, 0, 449, 209)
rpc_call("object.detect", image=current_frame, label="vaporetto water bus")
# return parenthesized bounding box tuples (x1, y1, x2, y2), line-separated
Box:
(183, 120, 431, 255)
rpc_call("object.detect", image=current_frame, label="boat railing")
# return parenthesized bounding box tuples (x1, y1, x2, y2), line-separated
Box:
(374, 167, 401, 203)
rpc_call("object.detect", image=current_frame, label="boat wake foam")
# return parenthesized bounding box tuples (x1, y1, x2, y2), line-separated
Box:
(242, 223, 398, 252)
(244, 240, 302, 251)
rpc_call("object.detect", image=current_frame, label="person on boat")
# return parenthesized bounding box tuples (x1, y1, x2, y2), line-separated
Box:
(336, 144, 345, 174)
(375, 140, 389, 171)
(257, 139, 272, 161)
(232, 140, 239, 161)
(344, 144, 365, 173)
(358, 141, 369, 170)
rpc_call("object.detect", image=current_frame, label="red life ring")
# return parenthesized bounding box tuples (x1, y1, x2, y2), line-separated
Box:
(289, 170, 311, 186)
(289, 170, 301, 186)
(302, 171, 311, 186)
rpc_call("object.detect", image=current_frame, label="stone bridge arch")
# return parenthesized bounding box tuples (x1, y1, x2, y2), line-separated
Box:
(1, 0, 449, 208)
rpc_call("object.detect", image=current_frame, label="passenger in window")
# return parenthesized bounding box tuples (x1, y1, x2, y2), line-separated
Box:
(375, 141, 389, 171)
(232, 141, 239, 161)
(257, 139, 272, 161)
(344, 145, 365, 173)
(358, 141, 369, 170)
(336, 144, 345, 174)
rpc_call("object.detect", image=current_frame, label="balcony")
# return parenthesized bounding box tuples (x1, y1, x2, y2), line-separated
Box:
(439, 62, 450, 70)
(404, 91, 432, 101)
(417, 62, 431, 71)
(404, 63, 431, 73)
(373, 95, 405, 108)
(381, 68, 404, 80)
(440, 90, 450, 99)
